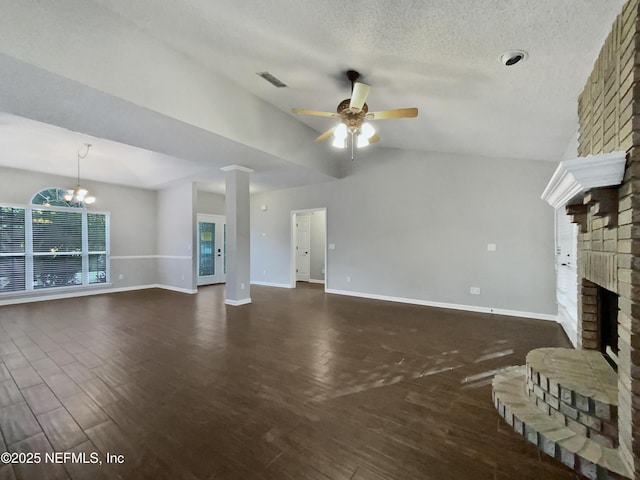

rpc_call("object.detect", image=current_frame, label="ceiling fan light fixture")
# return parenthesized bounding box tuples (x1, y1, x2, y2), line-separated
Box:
(356, 134, 370, 148)
(332, 136, 347, 149)
(291, 70, 418, 155)
(333, 123, 348, 140)
(361, 122, 375, 139)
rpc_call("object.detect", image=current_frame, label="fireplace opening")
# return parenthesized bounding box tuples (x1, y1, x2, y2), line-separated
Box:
(598, 286, 619, 370)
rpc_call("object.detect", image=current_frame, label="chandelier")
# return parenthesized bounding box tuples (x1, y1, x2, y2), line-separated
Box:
(64, 143, 96, 206)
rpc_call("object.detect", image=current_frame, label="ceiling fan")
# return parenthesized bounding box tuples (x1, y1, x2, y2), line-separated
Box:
(292, 70, 418, 158)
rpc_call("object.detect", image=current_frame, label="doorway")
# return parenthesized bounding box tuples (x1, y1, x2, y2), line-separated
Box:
(197, 214, 226, 286)
(291, 208, 327, 289)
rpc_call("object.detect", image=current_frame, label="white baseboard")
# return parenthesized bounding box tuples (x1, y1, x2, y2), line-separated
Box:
(1, 282, 557, 323)
(325, 289, 558, 322)
(251, 281, 293, 289)
(0, 283, 198, 306)
(157, 284, 198, 294)
(110, 255, 192, 260)
(225, 298, 252, 306)
(1, 285, 111, 306)
(308, 279, 325, 284)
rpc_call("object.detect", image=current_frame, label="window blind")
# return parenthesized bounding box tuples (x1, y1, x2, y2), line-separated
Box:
(0, 207, 26, 292)
(32, 209, 82, 289)
(32, 209, 82, 253)
(88, 213, 108, 284)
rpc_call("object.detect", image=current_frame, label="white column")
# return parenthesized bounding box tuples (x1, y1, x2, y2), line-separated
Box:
(221, 165, 253, 305)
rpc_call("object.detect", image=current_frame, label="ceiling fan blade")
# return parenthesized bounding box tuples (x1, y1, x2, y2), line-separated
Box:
(349, 82, 371, 112)
(369, 133, 380, 144)
(366, 108, 419, 120)
(314, 126, 336, 142)
(292, 109, 340, 118)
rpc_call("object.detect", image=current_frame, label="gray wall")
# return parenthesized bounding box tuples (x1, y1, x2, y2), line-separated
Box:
(196, 190, 225, 215)
(251, 148, 557, 316)
(156, 182, 197, 291)
(0, 165, 159, 297)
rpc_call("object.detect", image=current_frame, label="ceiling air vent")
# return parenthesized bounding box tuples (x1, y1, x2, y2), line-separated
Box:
(257, 72, 287, 88)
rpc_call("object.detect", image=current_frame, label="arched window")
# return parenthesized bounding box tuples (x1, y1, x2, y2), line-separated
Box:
(30, 188, 83, 208)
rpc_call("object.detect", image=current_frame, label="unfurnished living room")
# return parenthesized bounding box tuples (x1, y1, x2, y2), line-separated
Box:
(0, 1, 639, 479)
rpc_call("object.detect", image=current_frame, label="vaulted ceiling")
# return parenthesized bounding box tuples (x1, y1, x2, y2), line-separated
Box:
(0, 0, 627, 193)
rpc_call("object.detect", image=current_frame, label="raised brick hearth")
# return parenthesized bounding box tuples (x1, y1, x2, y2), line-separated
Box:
(526, 349, 618, 449)
(493, 349, 631, 479)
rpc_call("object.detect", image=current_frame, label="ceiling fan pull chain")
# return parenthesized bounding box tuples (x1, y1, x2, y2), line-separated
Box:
(351, 132, 355, 161)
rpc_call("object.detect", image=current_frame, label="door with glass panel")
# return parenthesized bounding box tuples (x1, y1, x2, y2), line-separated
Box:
(197, 214, 226, 285)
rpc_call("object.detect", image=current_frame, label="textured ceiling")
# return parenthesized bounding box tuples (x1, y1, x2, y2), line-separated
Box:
(94, 0, 626, 161)
(0, 0, 628, 194)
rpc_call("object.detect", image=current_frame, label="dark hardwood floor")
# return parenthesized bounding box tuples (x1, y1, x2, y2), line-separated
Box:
(0, 283, 580, 479)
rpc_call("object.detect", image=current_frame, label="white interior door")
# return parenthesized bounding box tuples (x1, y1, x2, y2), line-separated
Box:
(296, 215, 310, 282)
(197, 214, 226, 286)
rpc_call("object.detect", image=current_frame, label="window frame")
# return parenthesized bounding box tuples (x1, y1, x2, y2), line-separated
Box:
(0, 201, 110, 295)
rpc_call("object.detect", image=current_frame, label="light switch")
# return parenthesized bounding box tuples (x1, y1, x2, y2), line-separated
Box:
(487, 243, 496, 251)
(328, 243, 336, 250)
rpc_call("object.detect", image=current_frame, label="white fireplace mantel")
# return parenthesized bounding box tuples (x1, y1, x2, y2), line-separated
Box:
(541, 151, 627, 209)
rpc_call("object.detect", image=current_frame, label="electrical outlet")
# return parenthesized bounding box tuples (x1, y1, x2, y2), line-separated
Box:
(470, 287, 481, 295)
(487, 243, 496, 251)
(263, 270, 267, 277)
(241, 282, 245, 290)
(118, 274, 124, 280)
(346, 276, 351, 283)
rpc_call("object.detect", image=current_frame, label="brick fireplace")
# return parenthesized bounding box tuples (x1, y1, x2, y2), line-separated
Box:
(573, 0, 640, 475)
(492, 2, 640, 477)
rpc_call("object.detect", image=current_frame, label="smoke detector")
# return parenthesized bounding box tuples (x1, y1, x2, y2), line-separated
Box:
(500, 50, 528, 66)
